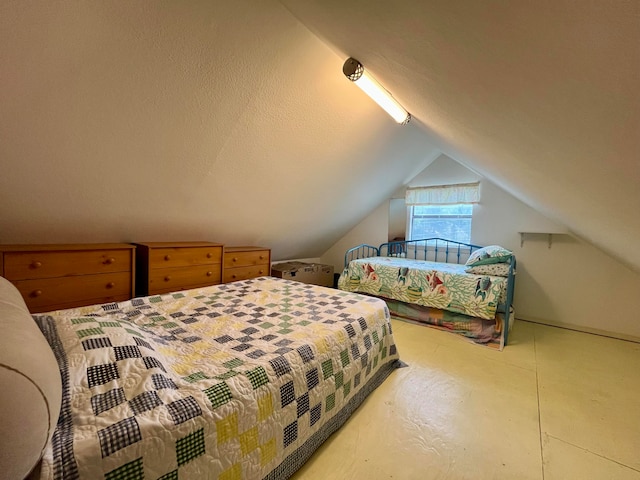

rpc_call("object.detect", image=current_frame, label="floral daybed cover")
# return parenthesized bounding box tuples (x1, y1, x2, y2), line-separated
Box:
(338, 256, 508, 320)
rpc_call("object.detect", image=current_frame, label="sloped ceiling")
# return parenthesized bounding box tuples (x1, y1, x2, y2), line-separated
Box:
(1, 1, 638, 271)
(0, 0, 439, 261)
(281, 0, 640, 271)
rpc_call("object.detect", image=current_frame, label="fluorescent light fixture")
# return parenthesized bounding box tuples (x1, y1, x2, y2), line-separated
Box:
(343, 57, 411, 125)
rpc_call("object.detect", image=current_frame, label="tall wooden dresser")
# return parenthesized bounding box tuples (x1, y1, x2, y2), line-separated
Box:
(134, 242, 223, 296)
(223, 246, 271, 283)
(0, 243, 136, 313)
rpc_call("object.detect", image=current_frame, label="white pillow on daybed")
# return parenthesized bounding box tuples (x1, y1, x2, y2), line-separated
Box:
(0, 276, 62, 480)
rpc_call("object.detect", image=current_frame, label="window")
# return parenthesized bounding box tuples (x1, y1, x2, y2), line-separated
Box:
(404, 182, 479, 243)
(408, 204, 473, 243)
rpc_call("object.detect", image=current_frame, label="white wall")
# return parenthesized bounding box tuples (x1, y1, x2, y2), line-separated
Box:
(321, 202, 389, 274)
(0, 0, 439, 262)
(323, 154, 640, 341)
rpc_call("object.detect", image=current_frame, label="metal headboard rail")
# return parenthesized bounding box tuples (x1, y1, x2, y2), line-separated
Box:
(379, 237, 483, 265)
(344, 244, 380, 268)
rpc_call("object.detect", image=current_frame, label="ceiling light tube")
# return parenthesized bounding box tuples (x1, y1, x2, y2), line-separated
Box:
(343, 57, 411, 125)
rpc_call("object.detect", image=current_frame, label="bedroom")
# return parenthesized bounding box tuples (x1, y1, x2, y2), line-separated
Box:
(1, 1, 639, 479)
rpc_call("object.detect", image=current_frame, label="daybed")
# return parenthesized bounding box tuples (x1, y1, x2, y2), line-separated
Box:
(338, 238, 516, 348)
(0, 274, 400, 479)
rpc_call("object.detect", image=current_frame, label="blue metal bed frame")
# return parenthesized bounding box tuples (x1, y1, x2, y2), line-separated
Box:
(343, 237, 516, 346)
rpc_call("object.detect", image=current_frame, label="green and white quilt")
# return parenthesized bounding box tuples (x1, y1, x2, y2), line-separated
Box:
(338, 257, 508, 320)
(34, 277, 399, 480)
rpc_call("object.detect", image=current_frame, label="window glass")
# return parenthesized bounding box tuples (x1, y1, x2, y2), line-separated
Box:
(408, 204, 473, 243)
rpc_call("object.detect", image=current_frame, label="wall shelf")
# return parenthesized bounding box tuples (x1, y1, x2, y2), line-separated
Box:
(518, 231, 568, 249)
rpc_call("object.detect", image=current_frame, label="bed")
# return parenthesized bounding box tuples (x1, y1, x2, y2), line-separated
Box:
(0, 275, 400, 480)
(338, 238, 516, 348)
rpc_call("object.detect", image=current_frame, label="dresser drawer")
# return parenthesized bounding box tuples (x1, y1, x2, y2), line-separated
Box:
(148, 246, 222, 268)
(148, 265, 222, 295)
(13, 272, 132, 312)
(224, 250, 270, 269)
(4, 249, 132, 280)
(224, 265, 270, 283)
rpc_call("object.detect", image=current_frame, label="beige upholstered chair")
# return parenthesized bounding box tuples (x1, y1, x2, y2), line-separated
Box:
(0, 276, 61, 480)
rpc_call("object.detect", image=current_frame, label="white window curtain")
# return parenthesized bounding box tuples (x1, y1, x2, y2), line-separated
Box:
(405, 182, 480, 206)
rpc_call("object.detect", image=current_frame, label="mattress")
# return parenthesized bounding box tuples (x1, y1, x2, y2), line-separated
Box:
(33, 277, 400, 479)
(338, 256, 508, 320)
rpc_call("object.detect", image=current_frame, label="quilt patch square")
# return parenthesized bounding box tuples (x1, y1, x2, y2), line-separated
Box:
(343, 324, 356, 338)
(157, 470, 178, 480)
(114, 345, 142, 361)
(245, 366, 269, 389)
(176, 428, 205, 466)
(297, 344, 314, 363)
(91, 387, 126, 416)
(306, 368, 319, 391)
(325, 392, 335, 412)
(269, 356, 292, 377)
(98, 417, 141, 457)
(283, 421, 298, 448)
(129, 391, 162, 416)
(77, 327, 104, 339)
(204, 382, 233, 409)
(105, 457, 144, 480)
(82, 337, 112, 351)
(239, 426, 259, 455)
(152, 374, 178, 390)
(133, 337, 154, 351)
(87, 363, 119, 388)
(280, 381, 295, 408)
(321, 359, 333, 380)
(143, 356, 166, 372)
(296, 392, 309, 418)
(167, 397, 202, 425)
(340, 349, 350, 368)
(358, 317, 368, 331)
(183, 371, 209, 383)
(310, 403, 321, 426)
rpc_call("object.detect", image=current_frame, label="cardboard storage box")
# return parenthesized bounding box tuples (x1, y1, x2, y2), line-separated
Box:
(271, 261, 334, 287)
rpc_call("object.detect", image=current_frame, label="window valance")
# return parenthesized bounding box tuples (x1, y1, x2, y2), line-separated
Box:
(405, 182, 480, 206)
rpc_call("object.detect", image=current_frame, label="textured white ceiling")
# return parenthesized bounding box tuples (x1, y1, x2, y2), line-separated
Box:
(0, 0, 439, 260)
(1, 0, 638, 270)
(281, 0, 640, 271)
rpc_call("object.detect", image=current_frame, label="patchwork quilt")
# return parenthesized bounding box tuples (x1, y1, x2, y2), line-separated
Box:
(338, 257, 508, 320)
(34, 277, 400, 480)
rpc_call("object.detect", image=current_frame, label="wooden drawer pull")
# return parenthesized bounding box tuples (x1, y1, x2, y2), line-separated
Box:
(31, 289, 42, 298)
(106, 282, 115, 289)
(258, 270, 264, 274)
(207, 252, 213, 258)
(164, 255, 171, 261)
(231, 274, 237, 279)
(105, 257, 116, 265)
(206, 271, 213, 276)
(31, 261, 43, 269)
(164, 276, 171, 282)
(259, 255, 264, 260)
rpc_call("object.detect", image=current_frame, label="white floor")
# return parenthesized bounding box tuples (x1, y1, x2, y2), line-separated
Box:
(291, 319, 640, 479)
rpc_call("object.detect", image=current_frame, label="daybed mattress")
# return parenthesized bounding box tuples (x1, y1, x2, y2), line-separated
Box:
(338, 256, 508, 320)
(34, 277, 399, 479)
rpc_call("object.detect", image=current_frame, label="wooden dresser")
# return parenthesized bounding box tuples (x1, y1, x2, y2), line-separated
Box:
(0, 243, 136, 313)
(134, 242, 223, 296)
(223, 246, 271, 283)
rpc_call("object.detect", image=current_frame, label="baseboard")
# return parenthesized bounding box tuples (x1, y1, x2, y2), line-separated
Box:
(515, 315, 640, 344)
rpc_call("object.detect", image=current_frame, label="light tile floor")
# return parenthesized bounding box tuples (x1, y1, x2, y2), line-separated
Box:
(291, 319, 640, 479)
